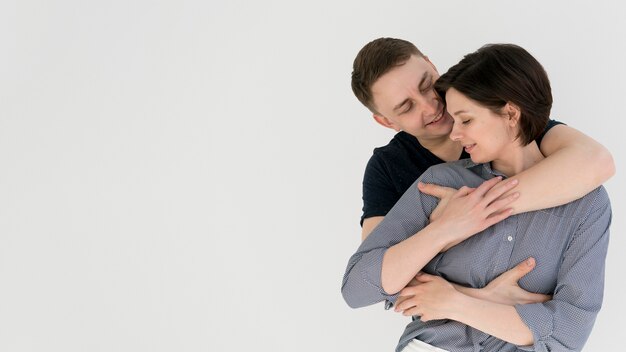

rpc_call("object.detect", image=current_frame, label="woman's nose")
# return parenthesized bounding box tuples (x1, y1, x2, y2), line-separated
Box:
(450, 123, 462, 141)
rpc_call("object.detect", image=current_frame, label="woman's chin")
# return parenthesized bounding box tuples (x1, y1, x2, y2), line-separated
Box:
(469, 155, 484, 164)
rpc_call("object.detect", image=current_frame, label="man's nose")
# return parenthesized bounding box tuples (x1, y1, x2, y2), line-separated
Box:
(421, 93, 440, 117)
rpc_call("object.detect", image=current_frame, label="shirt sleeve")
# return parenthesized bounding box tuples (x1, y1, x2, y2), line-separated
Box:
(515, 187, 611, 352)
(535, 119, 565, 147)
(360, 152, 401, 226)
(342, 168, 439, 308)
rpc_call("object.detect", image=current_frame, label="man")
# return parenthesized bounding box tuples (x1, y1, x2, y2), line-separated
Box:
(351, 38, 614, 241)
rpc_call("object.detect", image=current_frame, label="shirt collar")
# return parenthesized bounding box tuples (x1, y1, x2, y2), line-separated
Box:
(460, 159, 509, 179)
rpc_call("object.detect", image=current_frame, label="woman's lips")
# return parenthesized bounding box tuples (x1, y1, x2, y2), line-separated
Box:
(464, 143, 476, 153)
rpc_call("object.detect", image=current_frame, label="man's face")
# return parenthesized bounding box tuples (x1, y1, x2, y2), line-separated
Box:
(370, 55, 453, 142)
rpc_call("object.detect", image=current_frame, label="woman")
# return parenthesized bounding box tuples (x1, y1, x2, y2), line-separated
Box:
(341, 44, 611, 352)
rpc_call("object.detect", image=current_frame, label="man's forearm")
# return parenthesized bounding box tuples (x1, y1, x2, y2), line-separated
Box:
(449, 293, 534, 346)
(506, 125, 614, 214)
(451, 284, 486, 301)
(361, 216, 384, 241)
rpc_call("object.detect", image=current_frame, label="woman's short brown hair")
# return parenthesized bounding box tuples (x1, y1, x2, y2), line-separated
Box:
(435, 44, 552, 145)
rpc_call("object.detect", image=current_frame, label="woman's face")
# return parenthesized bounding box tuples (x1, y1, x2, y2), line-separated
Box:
(445, 88, 517, 164)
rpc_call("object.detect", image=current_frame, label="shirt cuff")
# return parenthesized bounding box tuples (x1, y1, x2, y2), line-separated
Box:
(361, 248, 399, 302)
(515, 303, 554, 349)
(384, 300, 394, 310)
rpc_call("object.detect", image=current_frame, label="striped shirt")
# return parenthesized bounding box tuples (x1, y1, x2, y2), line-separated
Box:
(341, 159, 611, 352)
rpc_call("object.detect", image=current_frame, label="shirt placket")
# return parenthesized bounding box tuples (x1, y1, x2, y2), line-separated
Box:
(486, 215, 518, 284)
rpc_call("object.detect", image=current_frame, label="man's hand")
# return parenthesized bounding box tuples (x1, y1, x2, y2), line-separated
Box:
(394, 273, 459, 322)
(481, 257, 551, 305)
(395, 258, 550, 316)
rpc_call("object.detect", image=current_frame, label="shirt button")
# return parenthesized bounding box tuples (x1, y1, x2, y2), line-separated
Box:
(507, 235, 513, 242)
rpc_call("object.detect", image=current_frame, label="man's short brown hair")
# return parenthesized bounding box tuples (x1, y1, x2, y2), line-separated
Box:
(351, 38, 423, 113)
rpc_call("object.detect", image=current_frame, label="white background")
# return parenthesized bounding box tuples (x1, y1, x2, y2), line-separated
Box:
(1, 1, 624, 351)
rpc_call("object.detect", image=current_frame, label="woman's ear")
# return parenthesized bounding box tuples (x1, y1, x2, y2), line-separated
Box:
(504, 102, 521, 127)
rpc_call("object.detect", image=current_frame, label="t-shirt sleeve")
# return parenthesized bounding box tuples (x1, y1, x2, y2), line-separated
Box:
(535, 119, 565, 147)
(360, 152, 401, 226)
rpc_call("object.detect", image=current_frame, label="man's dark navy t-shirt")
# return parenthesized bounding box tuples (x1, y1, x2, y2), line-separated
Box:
(361, 120, 563, 225)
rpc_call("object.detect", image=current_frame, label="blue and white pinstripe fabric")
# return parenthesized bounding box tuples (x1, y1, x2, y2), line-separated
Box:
(341, 159, 611, 352)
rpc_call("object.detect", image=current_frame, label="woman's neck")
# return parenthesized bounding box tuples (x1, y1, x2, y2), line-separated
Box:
(492, 141, 545, 177)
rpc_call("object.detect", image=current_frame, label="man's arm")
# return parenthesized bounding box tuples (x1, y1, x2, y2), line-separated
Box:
(395, 273, 534, 346)
(419, 125, 614, 216)
(503, 124, 613, 214)
(395, 257, 551, 312)
(361, 216, 383, 241)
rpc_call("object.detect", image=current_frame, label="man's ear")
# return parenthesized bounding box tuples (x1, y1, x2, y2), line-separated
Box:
(373, 114, 401, 132)
(504, 102, 521, 127)
(422, 55, 438, 74)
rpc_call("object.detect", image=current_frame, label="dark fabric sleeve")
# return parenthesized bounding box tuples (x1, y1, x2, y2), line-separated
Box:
(360, 152, 401, 226)
(535, 119, 565, 147)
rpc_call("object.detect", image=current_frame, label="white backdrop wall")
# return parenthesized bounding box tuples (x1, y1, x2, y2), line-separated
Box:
(1, 1, 624, 351)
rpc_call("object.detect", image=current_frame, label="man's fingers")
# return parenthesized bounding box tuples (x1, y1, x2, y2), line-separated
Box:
(484, 208, 514, 228)
(485, 192, 520, 214)
(418, 182, 456, 200)
(471, 176, 503, 197)
(394, 297, 413, 312)
(518, 292, 551, 304)
(415, 273, 436, 282)
(482, 178, 519, 206)
(500, 257, 536, 282)
(514, 257, 536, 279)
(399, 286, 417, 297)
(395, 295, 409, 307)
(528, 293, 551, 304)
(406, 278, 420, 287)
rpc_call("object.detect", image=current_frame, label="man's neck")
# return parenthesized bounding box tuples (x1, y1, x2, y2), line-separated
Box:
(419, 137, 463, 162)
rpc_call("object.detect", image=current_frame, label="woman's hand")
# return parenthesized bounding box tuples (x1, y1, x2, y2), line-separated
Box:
(417, 182, 456, 223)
(418, 177, 520, 250)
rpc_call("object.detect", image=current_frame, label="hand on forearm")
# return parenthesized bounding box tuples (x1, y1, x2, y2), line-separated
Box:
(398, 274, 534, 346)
(382, 177, 520, 294)
(394, 273, 460, 321)
(398, 257, 551, 317)
(450, 293, 534, 346)
(500, 125, 615, 215)
(380, 223, 448, 294)
(455, 258, 551, 306)
(418, 177, 519, 249)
